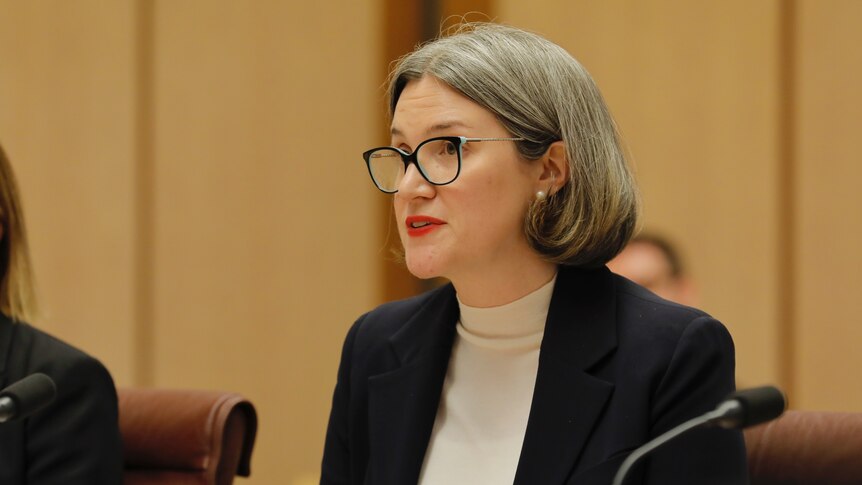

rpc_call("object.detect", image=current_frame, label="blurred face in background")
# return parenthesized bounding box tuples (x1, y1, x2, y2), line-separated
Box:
(390, 76, 542, 284)
(608, 239, 697, 306)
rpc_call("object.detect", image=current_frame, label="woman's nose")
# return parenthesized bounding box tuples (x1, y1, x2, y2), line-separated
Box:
(396, 162, 435, 198)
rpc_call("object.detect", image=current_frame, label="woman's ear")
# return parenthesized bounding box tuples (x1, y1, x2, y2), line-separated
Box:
(538, 141, 570, 194)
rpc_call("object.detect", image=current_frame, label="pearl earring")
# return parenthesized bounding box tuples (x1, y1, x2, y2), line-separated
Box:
(536, 190, 547, 201)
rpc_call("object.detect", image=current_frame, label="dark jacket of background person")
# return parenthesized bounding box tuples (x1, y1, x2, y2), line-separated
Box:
(321, 265, 748, 485)
(0, 312, 123, 484)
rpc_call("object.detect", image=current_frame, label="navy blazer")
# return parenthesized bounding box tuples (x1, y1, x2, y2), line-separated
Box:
(0, 314, 123, 484)
(322, 265, 748, 484)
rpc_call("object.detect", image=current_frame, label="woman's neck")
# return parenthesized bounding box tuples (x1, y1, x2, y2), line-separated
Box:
(450, 259, 557, 308)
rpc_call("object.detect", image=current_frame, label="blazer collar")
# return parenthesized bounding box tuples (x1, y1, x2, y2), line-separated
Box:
(367, 283, 459, 485)
(515, 265, 618, 484)
(542, 265, 618, 369)
(388, 283, 459, 367)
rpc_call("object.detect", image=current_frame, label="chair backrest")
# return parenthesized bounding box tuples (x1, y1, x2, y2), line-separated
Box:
(744, 410, 862, 485)
(119, 388, 258, 485)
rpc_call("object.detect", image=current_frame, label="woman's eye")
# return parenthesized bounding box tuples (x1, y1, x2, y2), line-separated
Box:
(444, 142, 457, 155)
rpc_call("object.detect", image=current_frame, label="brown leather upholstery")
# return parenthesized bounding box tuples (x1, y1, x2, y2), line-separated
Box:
(119, 388, 257, 485)
(745, 410, 862, 485)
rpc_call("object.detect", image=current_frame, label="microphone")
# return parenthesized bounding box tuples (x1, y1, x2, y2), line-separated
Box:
(708, 385, 786, 429)
(611, 385, 786, 485)
(0, 373, 58, 423)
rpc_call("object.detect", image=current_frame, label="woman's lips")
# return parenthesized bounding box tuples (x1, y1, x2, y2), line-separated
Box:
(405, 215, 446, 237)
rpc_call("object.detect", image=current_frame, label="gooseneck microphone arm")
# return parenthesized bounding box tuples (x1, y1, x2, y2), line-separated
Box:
(611, 406, 730, 485)
(611, 386, 786, 485)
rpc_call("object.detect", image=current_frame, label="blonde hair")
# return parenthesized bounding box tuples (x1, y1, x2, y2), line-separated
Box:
(388, 23, 639, 267)
(0, 143, 39, 322)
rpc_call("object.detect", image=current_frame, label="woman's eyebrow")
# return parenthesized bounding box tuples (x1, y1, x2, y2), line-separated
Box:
(389, 121, 470, 138)
(426, 121, 469, 134)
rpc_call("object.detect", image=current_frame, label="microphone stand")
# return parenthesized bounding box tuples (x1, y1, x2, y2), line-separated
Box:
(611, 401, 742, 485)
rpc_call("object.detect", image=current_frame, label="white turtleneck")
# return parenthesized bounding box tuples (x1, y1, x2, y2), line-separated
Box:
(418, 275, 556, 485)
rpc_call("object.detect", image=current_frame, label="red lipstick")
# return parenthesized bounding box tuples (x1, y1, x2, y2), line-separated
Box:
(405, 215, 446, 237)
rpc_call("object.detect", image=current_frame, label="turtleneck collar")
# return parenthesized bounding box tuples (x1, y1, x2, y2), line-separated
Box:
(455, 274, 556, 350)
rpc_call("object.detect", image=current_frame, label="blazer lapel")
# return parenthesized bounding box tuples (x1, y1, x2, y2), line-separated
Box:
(514, 266, 618, 485)
(367, 284, 459, 485)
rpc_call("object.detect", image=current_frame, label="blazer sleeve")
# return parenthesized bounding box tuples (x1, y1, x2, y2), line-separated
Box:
(321, 316, 363, 485)
(643, 316, 749, 484)
(25, 353, 123, 485)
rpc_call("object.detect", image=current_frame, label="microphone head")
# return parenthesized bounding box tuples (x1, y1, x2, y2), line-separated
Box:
(726, 385, 786, 428)
(0, 373, 57, 421)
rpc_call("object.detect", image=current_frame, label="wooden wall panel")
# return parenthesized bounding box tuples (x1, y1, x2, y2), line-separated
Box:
(150, 1, 381, 482)
(794, 0, 862, 410)
(497, 0, 783, 388)
(0, 1, 137, 383)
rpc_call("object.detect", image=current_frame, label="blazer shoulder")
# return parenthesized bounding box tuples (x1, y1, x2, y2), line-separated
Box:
(15, 323, 100, 364)
(611, 273, 735, 354)
(6, 322, 116, 395)
(613, 274, 712, 326)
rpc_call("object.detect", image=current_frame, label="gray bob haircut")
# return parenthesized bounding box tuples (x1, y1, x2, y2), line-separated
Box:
(388, 23, 639, 267)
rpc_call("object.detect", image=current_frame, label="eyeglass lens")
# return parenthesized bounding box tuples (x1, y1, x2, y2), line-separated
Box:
(367, 138, 459, 192)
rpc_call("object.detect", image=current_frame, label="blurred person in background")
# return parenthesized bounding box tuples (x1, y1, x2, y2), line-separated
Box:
(0, 141, 123, 484)
(322, 23, 746, 484)
(607, 233, 698, 306)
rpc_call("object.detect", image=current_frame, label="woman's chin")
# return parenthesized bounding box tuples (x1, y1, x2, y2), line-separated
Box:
(405, 255, 444, 280)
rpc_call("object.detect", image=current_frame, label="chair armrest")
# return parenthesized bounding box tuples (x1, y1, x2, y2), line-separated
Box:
(745, 410, 862, 485)
(119, 388, 257, 484)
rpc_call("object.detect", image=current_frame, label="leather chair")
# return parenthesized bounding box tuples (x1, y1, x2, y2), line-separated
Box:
(745, 410, 862, 485)
(119, 388, 258, 485)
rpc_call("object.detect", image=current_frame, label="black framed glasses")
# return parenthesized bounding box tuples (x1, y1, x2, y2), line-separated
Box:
(362, 136, 524, 193)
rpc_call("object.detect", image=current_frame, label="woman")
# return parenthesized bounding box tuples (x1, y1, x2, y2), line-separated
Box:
(0, 142, 123, 484)
(323, 23, 746, 484)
